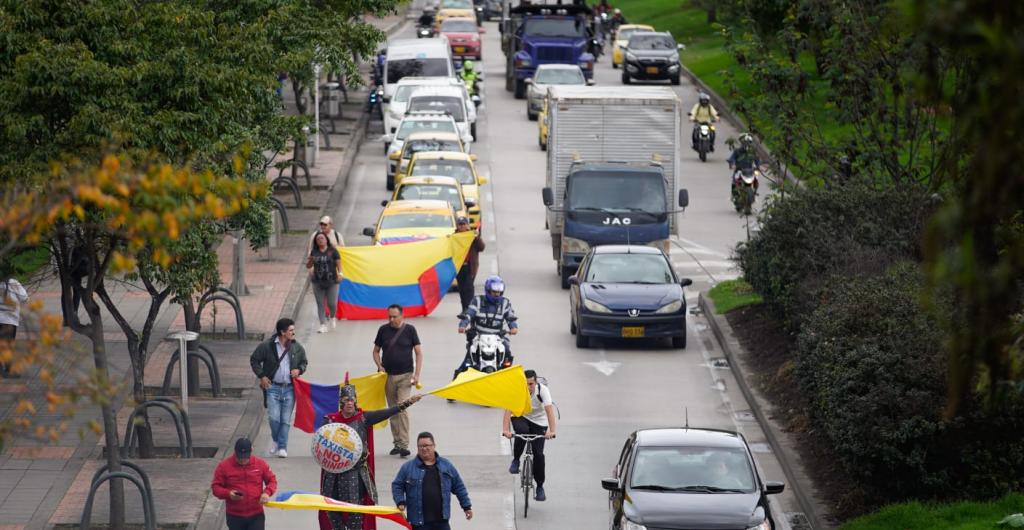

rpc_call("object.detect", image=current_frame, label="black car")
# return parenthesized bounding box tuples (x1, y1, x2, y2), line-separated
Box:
(474, 0, 501, 21)
(602, 428, 786, 530)
(621, 31, 684, 85)
(569, 245, 692, 349)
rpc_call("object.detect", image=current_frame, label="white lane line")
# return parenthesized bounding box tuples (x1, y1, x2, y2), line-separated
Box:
(687, 310, 744, 434)
(339, 163, 366, 233)
(675, 237, 728, 259)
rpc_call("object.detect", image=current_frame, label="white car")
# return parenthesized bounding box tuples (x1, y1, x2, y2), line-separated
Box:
(525, 64, 592, 121)
(406, 85, 478, 142)
(384, 76, 473, 137)
(382, 112, 467, 182)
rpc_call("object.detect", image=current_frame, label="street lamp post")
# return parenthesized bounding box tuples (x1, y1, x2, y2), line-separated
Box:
(313, 62, 322, 168)
(165, 330, 200, 414)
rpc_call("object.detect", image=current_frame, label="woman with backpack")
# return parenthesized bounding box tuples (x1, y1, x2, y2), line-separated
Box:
(307, 232, 341, 333)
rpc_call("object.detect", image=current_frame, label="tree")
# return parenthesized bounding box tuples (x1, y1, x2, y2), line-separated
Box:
(1, 155, 261, 528)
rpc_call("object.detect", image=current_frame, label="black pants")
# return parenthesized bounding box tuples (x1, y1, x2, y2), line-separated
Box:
(413, 522, 452, 530)
(226, 513, 265, 530)
(512, 417, 547, 487)
(456, 266, 475, 313)
(0, 324, 16, 377)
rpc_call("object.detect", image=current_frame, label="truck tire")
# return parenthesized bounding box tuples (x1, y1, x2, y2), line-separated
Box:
(539, 136, 547, 151)
(671, 73, 681, 85)
(506, 57, 514, 92)
(387, 173, 395, 191)
(471, 122, 477, 141)
(514, 79, 526, 99)
(560, 266, 571, 289)
(528, 108, 537, 121)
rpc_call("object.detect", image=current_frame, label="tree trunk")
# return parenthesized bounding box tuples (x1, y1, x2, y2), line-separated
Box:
(292, 78, 307, 116)
(89, 315, 126, 529)
(134, 369, 155, 459)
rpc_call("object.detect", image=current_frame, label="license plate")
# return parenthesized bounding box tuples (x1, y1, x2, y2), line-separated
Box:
(622, 326, 645, 338)
(454, 46, 466, 53)
(645, 66, 659, 74)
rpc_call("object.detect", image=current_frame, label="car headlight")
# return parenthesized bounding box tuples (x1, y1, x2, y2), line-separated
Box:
(621, 515, 647, 530)
(583, 298, 612, 314)
(472, 34, 480, 42)
(669, 53, 679, 63)
(655, 300, 683, 314)
(746, 520, 771, 530)
(625, 52, 637, 62)
(562, 237, 590, 254)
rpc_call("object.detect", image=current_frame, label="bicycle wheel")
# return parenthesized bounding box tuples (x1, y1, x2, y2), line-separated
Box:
(521, 454, 533, 518)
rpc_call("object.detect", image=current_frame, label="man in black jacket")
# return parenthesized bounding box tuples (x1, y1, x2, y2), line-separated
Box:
(250, 318, 308, 458)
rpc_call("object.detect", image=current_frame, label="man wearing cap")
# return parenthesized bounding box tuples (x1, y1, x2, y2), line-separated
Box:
(454, 217, 485, 313)
(308, 215, 346, 254)
(318, 381, 423, 530)
(211, 437, 278, 530)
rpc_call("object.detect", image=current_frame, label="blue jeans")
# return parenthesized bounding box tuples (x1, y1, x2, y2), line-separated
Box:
(266, 384, 294, 449)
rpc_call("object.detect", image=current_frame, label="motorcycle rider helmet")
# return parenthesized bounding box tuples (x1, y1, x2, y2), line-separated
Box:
(614, 8, 621, 14)
(699, 92, 711, 105)
(462, 60, 475, 73)
(739, 133, 754, 147)
(483, 275, 505, 302)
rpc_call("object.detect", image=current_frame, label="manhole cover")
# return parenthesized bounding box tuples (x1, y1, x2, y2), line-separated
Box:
(787, 513, 812, 530)
(747, 442, 772, 454)
(734, 410, 756, 422)
(710, 357, 729, 368)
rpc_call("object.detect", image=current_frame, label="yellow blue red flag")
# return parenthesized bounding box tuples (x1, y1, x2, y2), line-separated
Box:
(266, 491, 411, 528)
(336, 232, 475, 319)
(293, 373, 389, 433)
(428, 366, 531, 416)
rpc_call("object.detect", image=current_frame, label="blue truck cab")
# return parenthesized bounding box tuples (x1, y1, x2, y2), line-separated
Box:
(503, 2, 595, 99)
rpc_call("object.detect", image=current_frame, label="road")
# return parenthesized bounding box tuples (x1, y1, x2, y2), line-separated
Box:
(258, 13, 796, 530)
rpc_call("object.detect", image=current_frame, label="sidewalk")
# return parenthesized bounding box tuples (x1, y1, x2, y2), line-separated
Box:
(0, 11, 409, 529)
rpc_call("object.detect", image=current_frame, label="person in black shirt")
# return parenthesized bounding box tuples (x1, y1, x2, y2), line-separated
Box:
(307, 232, 342, 334)
(392, 432, 472, 530)
(372, 303, 423, 457)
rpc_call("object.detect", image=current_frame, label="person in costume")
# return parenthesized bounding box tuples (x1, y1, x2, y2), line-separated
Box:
(319, 378, 423, 530)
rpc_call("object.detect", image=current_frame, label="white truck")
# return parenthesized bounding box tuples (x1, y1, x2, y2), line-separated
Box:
(540, 85, 687, 288)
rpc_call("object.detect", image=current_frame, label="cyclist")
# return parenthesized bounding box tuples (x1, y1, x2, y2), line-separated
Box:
(502, 369, 557, 501)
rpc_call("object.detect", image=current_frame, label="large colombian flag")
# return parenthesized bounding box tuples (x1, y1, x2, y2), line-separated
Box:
(336, 232, 476, 320)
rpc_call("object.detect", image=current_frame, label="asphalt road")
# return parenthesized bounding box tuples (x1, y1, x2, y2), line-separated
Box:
(257, 13, 794, 530)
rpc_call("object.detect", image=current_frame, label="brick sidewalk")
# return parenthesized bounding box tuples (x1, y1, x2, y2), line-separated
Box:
(0, 11, 408, 528)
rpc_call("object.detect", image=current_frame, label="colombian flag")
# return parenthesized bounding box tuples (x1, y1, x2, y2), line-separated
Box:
(337, 232, 475, 320)
(266, 491, 411, 529)
(293, 373, 389, 433)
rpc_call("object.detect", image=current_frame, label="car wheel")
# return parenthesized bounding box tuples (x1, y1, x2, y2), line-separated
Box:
(671, 73, 681, 85)
(570, 314, 577, 335)
(560, 266, 571, 289)
(612, 60, 619, 70)
(528, 108, 537, 121)
(386, 173, 395, 191)
(514, 79, 527, 99)
(575, 330, 589, 348)
(621, 71, 630, 84)
(672, 331, 687, 349)
(540, 136, 547, 151)
(471, 122, 477, 141)
(383, 142, 390, 155)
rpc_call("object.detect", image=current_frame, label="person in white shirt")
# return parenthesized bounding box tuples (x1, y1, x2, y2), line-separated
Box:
(502, 369, 557, 502)
(307, 215, 345, 255)
(0, 277, 29, 378)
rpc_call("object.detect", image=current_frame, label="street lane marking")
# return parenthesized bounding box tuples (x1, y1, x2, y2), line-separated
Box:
(339, 163, 366, 232)
(584, 359, 621, 376)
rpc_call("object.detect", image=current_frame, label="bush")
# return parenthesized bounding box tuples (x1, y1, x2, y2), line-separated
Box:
(798, 261, 1024, 502)
(737, 180, 934, 331)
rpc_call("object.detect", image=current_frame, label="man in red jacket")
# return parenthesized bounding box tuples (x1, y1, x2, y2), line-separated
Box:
(211, 437, 278, 530)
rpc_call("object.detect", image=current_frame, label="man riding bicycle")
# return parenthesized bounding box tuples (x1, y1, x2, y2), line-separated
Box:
(502, 369, 557, 502)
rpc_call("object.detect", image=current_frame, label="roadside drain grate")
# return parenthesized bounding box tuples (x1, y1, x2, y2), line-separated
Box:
(787, 513, 812, 530)
(710, 357, 730, 368)
(734, 410, 756, 422)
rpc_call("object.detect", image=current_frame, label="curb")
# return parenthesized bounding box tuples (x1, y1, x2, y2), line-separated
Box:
(698, 293, 830, 530)
(194, 13, 408, 530)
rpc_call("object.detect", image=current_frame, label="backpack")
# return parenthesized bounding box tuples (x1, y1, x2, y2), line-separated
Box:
(534, 375, 561, 419)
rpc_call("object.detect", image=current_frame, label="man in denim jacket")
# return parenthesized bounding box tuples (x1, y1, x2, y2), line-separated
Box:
(392, 432, 473, 530)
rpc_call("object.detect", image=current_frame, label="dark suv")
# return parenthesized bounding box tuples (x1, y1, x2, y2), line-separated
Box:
(621, 31, 684, 85)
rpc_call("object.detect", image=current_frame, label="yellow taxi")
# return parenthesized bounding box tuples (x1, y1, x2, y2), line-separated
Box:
(387, 175, 469, 224)
(537, 95, 549, 151)
(388, 130, 465, 189)
(361, 199, 456, 246)
(611, 24, 655, 68)
(405, 152, 487, 229)
(434, 0, 476, 31)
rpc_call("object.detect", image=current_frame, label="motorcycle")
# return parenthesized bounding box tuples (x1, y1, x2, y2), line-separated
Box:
(457, 316, 514, 373)
(731, 166, 760, 215)
(693, 121, 713, 162)
(417, 24, 435, 38)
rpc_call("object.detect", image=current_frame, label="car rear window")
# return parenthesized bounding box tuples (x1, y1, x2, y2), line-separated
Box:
(381, 213, 453, 229)
(408, 96, 465, 121)
(396, 185, 463, 209)
(410, 160, 474, 184)
(405, 140, 462, 158)
(387, 59, 450, 84)
(397, 120, 457, 140)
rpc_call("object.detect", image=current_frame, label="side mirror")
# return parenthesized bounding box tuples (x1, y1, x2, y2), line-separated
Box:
(601, 478, 622, 492)
(677, 43, 686, 50)
(472, 95, 482, 107)
(765, 481, 785, 495)
(470, 154, 479, 161)
(541, 187, 554, 206)
(465, 197, 477, 208)
(680, 278, 693, 287)
(479, 175, 489, 185)
(524, 77, 534, 86)
(479, 27, 487, 34)
(389, 152, 401, 161)
(678, 189, 689, 208)
(362, 227, 376, 237)
(586, 78, 595, 86)
(568, 276, 580, 286)
(382, 134, 393, 143)
(380, 200, 389, 207)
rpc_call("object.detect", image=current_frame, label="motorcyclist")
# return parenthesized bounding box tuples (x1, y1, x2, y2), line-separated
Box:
(454, 275, 518, 380)
(727, 133, 761, 192)
(459, 60, 480, 97)
(610, 8, 626, 31)
(418, 9, 435, 30)
(688, 92, 719, 151)
(594, 0, 612, 15)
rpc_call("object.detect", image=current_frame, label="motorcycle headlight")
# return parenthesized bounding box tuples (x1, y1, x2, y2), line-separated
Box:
(655, 300, 683, 314)
(583, 298, 612, 314)
(746, 520, 771, 530)
(621, 515, 647, 530)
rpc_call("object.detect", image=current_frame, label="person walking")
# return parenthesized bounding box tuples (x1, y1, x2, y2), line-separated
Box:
(308, 215, 345, 255)
(319, 382, 423, 530)
(211, 437, 278, 530)
(392, 432, 473, 530)
(454, 217, 485, 313)
(250, 318, 308, 458)
(0, 275, 29, 378)
(372, 304, 423, 458)
(502, 369, 557, 501)
(308, 232, 342, 333)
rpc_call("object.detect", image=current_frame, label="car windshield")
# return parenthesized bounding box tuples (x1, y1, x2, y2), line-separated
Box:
(380, 213, 453, 229)
(408, 96, 465, 121)
(567, 172, 667, 214)
(617, 27, 647, 41)
(410, 160, 475, 184)
(629, 35, 676, 50)
(524, 18, 586, 37)
(535, 68, 585, 84)
(397, 120, 457, 141)
(397, 185, 463, 209)
(631, 447, 756, 492)
(387, 59, 450, 84)
(441, 0, 473, 9)
(404, 140, 462, 158)
(585, 254, 674, 284)
(442, 19, 477, 32)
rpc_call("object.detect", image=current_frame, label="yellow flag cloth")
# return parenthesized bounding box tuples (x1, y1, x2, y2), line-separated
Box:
(427, 366, 531, 416)
(266, 492, 411, 528)
(351, 372, 389, 429)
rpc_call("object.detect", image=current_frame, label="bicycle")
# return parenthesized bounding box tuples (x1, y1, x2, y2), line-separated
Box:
(510, 433, 545, 518)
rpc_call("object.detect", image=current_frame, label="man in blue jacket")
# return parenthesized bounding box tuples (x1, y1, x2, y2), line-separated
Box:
(392, 432, 473, 530)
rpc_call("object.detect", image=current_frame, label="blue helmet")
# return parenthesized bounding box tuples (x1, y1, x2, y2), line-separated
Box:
(484, 275, 505, 302)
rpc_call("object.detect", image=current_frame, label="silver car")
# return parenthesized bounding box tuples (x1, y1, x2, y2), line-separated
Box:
(524, 64, 592, 121)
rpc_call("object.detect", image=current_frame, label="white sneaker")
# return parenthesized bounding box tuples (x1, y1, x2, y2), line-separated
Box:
(331, 319, 337, 330)
(267, 442, 278, 456)
(318, 324, 327, 334)
(277, 448, 288, 458)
